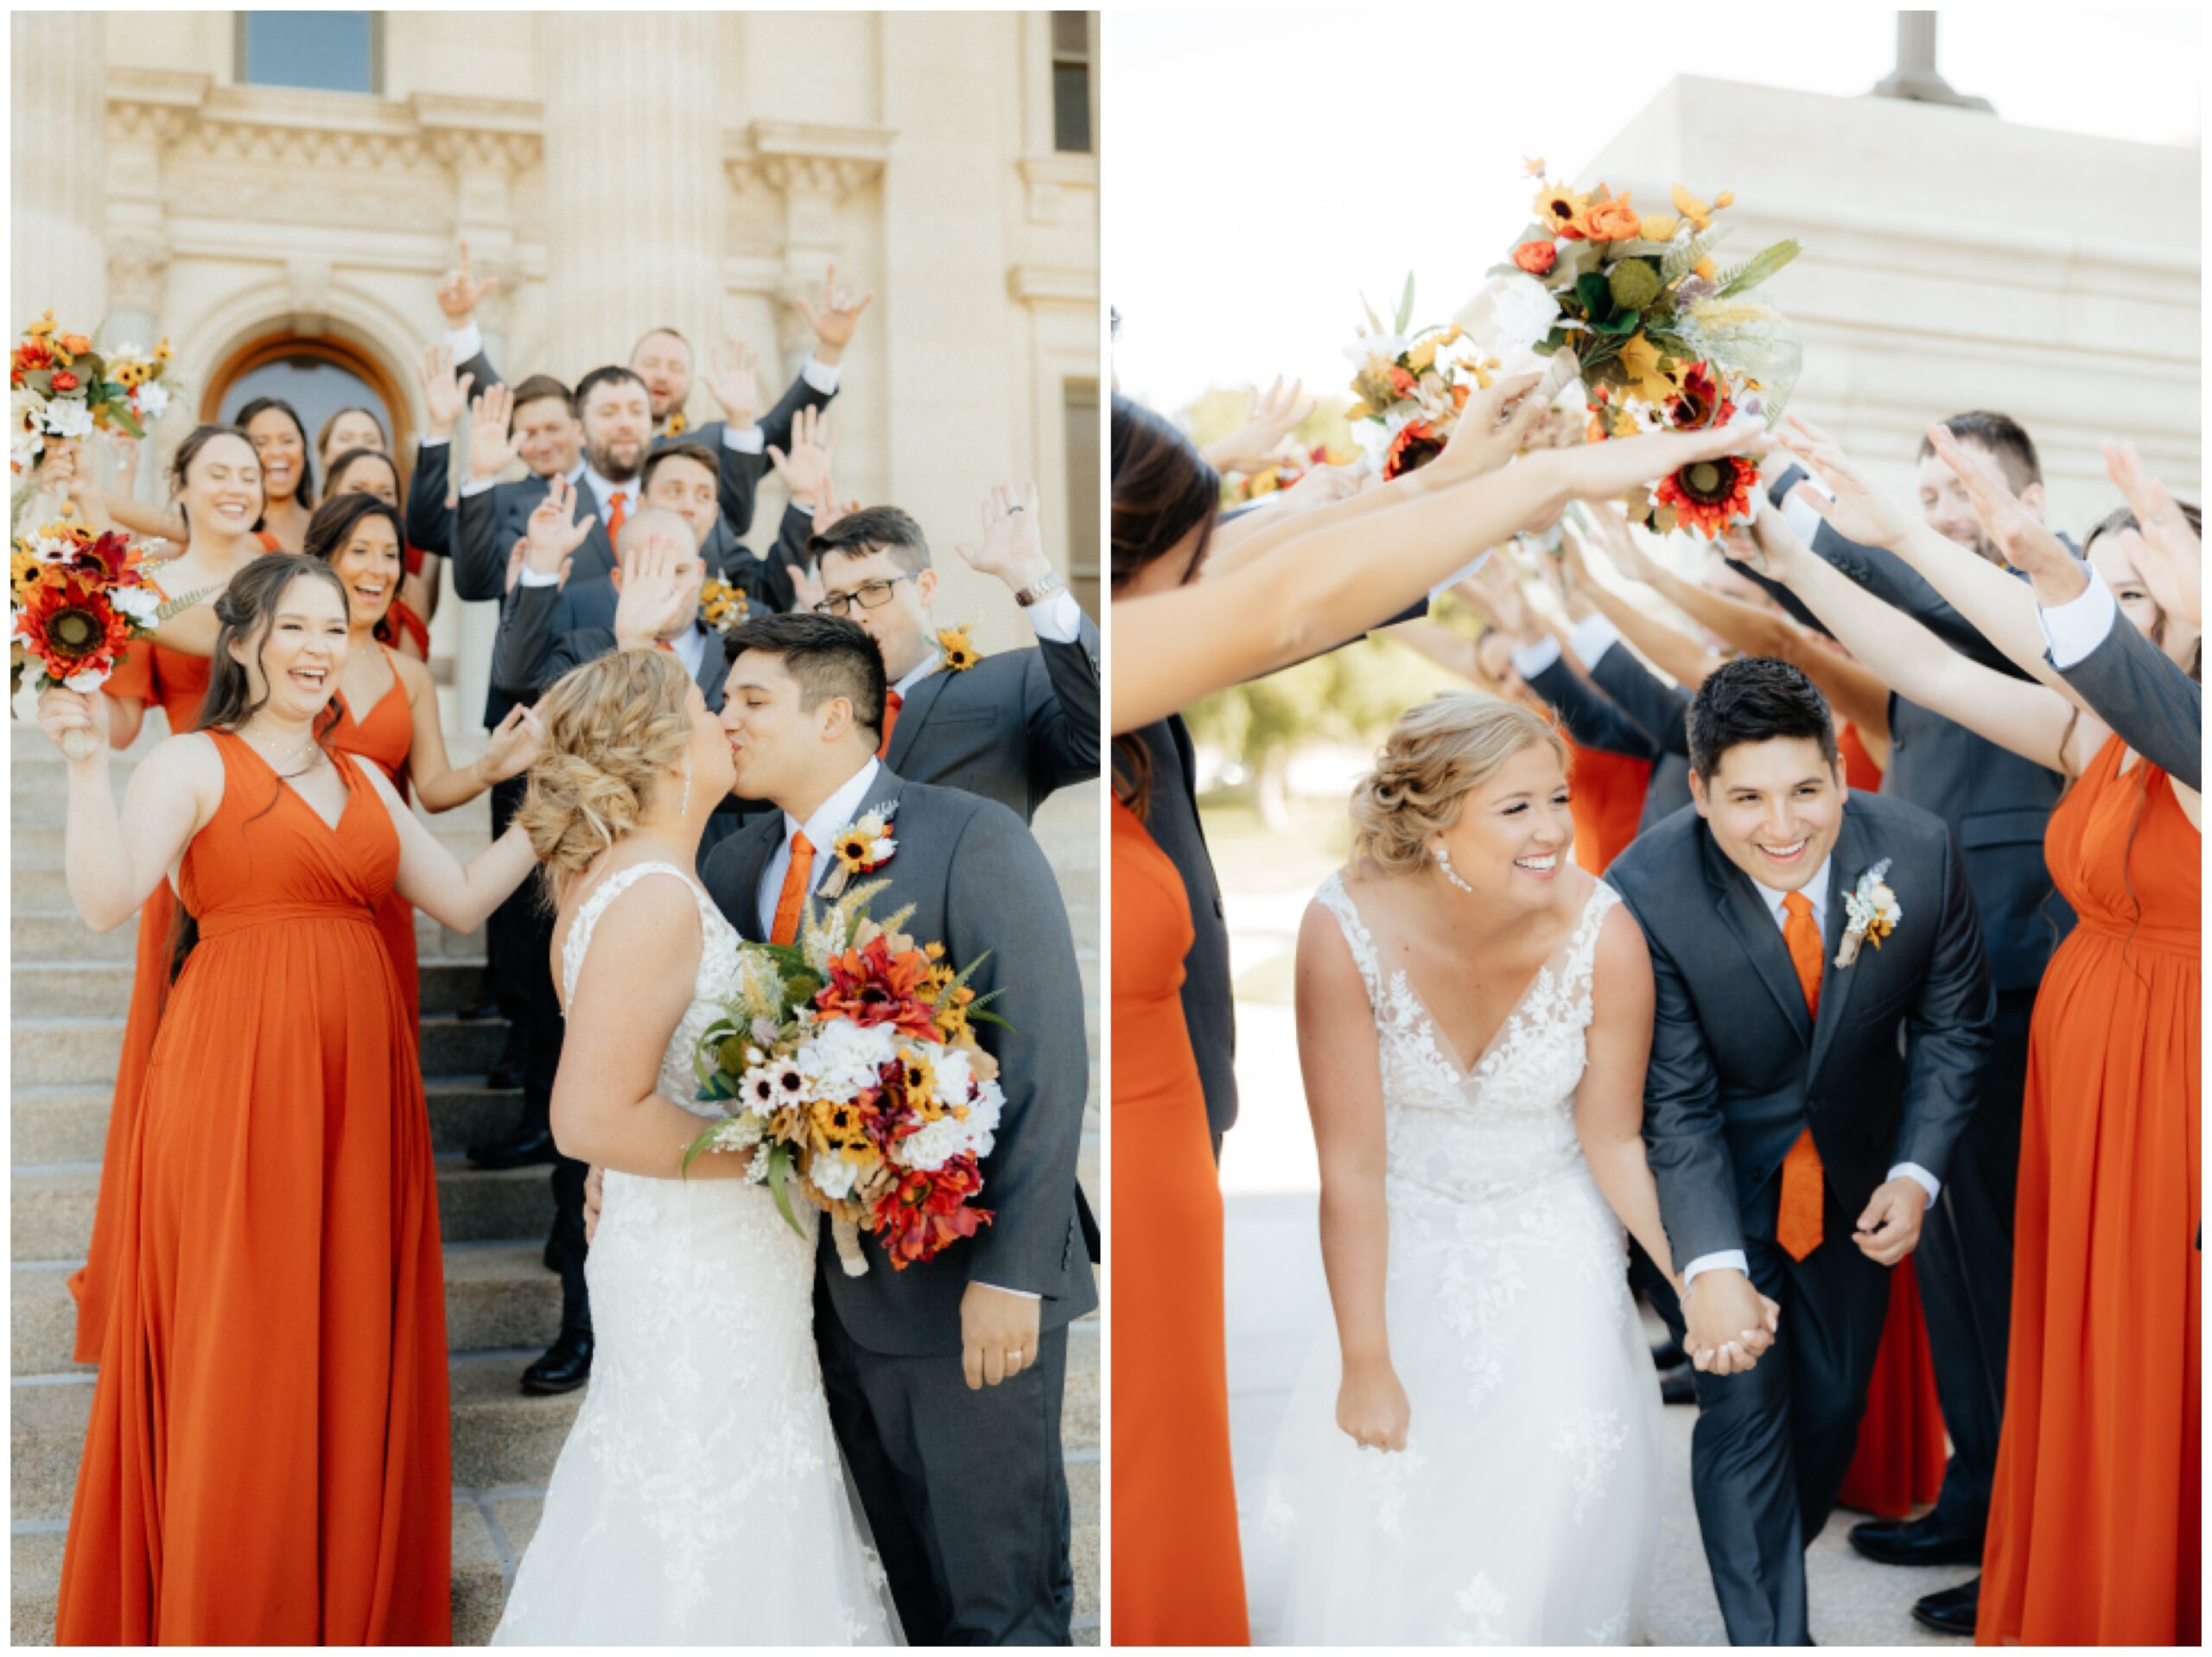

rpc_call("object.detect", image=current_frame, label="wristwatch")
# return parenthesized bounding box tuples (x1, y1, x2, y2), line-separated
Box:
(1014, 570, 1064, 608)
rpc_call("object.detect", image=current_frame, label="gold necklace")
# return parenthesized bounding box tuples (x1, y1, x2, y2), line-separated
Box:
(239, 720, 322, 778)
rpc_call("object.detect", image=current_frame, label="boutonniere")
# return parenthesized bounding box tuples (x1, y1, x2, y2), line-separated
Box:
(699, 579, 752, 634)
(820, 801, 899, 898)
(935, 625, 983, 672)
(665, 411, 689, 438)
(1836, 858, 1900, 968)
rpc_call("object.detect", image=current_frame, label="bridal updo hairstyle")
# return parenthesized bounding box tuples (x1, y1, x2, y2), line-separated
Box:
(1350, 693, 1567, 876)
(519, 647, 696, 905)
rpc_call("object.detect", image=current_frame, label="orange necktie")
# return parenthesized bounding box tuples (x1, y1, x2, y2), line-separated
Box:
(771, 831, 815, 946)
(876, 689, 904, 760)
(605, 490, 628, 543)
(1777, 889, 1826, 1260)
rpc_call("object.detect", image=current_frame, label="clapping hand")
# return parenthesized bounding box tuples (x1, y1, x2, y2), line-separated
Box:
(1202, 377, 1319, 475)
(766, 406, 836, 508)
(466, 382, 519, 482)
(955, 481, 1052, 594)
(1425, 371, 1548, 487)
(2104, 440, 2202, 630)
(704, 339, 761, 430)
(613, 527, 693, 648)
(1854, 1176, 1930, 1267)
(795, 263, 874, 365)
(523, 475, 595, 583)
(416, 341, 475, 440)
(1773, 415, 1916, 551)
(478, 703, 547, 784)
(436, 239, 499, 325)
(1924, 422, 2072, 577)
(1682, 1267, 1782, 1376)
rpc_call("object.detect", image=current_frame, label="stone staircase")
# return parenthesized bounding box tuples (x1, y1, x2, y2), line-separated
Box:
(10, 708, 1102, 1643)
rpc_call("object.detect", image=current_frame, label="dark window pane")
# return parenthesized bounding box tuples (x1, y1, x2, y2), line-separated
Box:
(1053, 63, 1092, 154)
(1063, 379, 1101, 619)
(242, 11, 375, 95)
(1052, 11, 1090, 54)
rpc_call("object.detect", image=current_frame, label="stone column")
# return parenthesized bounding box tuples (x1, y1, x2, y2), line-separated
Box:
(540, 14, 728, 379)
(12, 12, 108, 326)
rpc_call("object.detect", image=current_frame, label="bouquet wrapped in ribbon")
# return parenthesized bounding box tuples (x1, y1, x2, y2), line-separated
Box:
(686, 877, 1010, 1273)
(1481, 175, 1802, 537)
(11, 520, 199, 757)
(1343, 276, 1501, 481)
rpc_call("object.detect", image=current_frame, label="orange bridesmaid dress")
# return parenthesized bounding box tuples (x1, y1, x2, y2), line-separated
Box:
(55, 733, 451, 1644)
(1979, 736, 2200, 1646)
(334, 647, 421, 1043)
(1110, 797, 1250, 1645)
(1563, 739, 1649, 875)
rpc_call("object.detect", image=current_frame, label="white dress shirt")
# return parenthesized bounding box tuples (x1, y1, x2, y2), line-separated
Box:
(2037, 563, 2119, 669)
(1510, 612, 1622, 681)
(512, 463, 639, 588)
(1681, 849, 1942, 1288)
(668, 619, 709, 683)
(719, 357, 842, 454)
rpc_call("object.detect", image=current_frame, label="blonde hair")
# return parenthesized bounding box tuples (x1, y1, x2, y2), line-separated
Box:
(518, 647, 697, 905)
(1349, 693, 1567, 875)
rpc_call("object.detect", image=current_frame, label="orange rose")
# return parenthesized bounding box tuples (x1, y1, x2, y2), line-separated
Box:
(49, 370, 79, 392)
(1512, 240, 1558, 275)
(59, 334, 92, 357)
(1583, 199, 1643, 242)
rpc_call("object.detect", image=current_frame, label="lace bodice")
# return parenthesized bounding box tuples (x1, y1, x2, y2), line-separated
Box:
(1313, 873, 1618, 1207)
(561, 861, 746, 1121)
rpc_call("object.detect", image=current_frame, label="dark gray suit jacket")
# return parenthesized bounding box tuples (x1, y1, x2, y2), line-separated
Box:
(2050, 602, 2202, 790)
(1591, 646, 1694, 826)
(1607, 792, 1995, 1266)
(1524, 655, 1693, 829)
(702, 767, 1098, 1355)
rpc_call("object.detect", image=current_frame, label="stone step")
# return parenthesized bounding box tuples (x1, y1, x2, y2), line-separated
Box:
(10, 956, 491, 1021)
(12, 911, 137, 962)
(14, 1157, 558, 1262)
(10, 1012, 511, 1089)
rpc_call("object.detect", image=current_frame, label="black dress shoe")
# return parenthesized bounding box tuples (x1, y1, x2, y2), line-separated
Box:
(1649, 1336, 1687, 1371)
(1910, 1577, 1979, 1637)
(1658, 1362, 1697, 1406)
(521, 1328, 593, 1394)
(467, 1125, 559, 1171)
(1850, 1511, 1983, 1567)
(486, 1027, 525, 1092)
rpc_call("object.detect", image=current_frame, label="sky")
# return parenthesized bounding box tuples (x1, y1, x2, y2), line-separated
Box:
(1107, 8, 2203, 416)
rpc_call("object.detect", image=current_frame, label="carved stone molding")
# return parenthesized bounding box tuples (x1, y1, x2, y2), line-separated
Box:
(1017, 154, 1096, 227)
(105, 235, 171, 315)
(1006, 263, 1097, 307)
(725, 121, 894, 202)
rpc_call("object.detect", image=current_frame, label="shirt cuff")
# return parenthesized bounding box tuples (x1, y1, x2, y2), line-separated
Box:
(974, 1282, 1039, 1300)
(1024, 587, 1084, 644)
(1433, 548, 1490, 601)
(517, 567, 562, 589)
(459, 473, 498, 499)
(801, 356, 841, 396)
(722, 422, 766, 455)
(1510, 633, 1564, 679)
(2037, 565, 2118, 670)
(1782, 477, 1831, 550)
(1682, 1250, 1750, 1287)
(1889, 1162, 1941, 1206)
(1567, 612, 1621, 670)
(444, 320, 484, 363)
(419, 435, 449, 450)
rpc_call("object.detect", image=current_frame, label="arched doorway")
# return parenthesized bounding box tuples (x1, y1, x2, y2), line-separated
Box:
(201, 332, 413, 490)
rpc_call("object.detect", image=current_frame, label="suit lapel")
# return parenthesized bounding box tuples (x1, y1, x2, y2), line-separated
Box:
(814, 765, 908, 903)
(1703, 828, 1813, 1045)
(692, 625, 727, 712)
(1807, 806, 1872, 1078)
(883, 668, 954, 773)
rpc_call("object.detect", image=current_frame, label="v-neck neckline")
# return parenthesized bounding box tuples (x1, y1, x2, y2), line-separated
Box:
(340, 647, 403, 729)
(1339, 873, 1597, 1082)
(232, 729, 356, 837)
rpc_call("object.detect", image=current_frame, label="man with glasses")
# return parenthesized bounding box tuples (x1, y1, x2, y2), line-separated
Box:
(807, 491, 1098, 825)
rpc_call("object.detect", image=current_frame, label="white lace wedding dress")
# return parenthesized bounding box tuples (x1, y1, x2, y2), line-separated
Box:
(1245, 873, 1662, 1646)
(493, 864, 896, 1646)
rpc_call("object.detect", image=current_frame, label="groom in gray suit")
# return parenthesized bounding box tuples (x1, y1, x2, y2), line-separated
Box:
(1606, 659, 1994, 1646)
(699, 613, 1096, 1643)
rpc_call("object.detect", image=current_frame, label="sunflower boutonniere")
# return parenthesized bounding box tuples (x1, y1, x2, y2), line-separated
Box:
(1835, 858, 1900, 968)
(820, 802, 899, 899)
(936, 625, 983, 672)
(664, 410, 688, 438)
(699, 579, 752, 634)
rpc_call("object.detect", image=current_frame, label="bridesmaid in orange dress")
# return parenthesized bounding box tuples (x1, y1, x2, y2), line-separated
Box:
(41, 554, 540, 1643)
(302, 494, 543, 1043)
(235, 395, 317, 551)
(324, 444, 439, 662)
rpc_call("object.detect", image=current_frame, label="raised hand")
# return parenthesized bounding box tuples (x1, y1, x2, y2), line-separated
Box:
(790, 559, 828, 616)
(612, 527, 691, 648)
(1423, 371, 1547, 487)
(477, 703, 546, 784)
(106, 429, 143, 492)
(703, 339, 761, 429)
(435, 238, 499, 325)
(1733, 494, 1815, 587)
(810, 477, 859, 541)
(1274, 461, 1366, 517)
(954, 481, 1052, 594)
(417, 341, 476, 440)
(1571, 500, 1665, 587)
(1853, 1176, 1930, 1267)
(1925, 422, 2071, 576)
(1201, 377, 1319, 475)
(766, 405, 835, 506)
(2104, 440, 2202, 630)
(1464, 550, 1539, 644)
(1682, 1267, 1777, 1376)
(1335, 1355, 1411, 1453)
(795, 263, 874, 365)
(505, 536, 529, 596)
(466, 382, 518, 482)
(1544, 419, 1774, 513)
(1772, 414, 1915, 550)
(36, 683, 111, 766)
(523, 475, 595, 580)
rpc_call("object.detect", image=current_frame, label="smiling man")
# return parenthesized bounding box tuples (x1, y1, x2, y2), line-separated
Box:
(1604, 656, 1994, 1647)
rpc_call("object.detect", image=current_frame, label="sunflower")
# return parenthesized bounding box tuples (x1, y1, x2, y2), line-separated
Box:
(23, 312, 55, 339)
(1655, 454, 1759, 539)
(16, 568, 131, 684)
(699, 578, 750, 632)
(1382, 418, 1442, 480)
(936, 625, 982, 671)
(1533, 181, 1590, 238)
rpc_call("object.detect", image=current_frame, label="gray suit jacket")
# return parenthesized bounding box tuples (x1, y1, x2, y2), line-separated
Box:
(2050, 604, 2202, 790)
(701, 767, 1098, 1356)
(1524, 656, 1693, 829)
(1607, 792, 1995, 1266)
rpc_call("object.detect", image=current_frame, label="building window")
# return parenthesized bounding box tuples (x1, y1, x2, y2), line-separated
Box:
(205, 333, 410, 487)
(236, 11, 382, 95)
(1052, 12, 1095, 155)
(1062, 378, 1101, 618)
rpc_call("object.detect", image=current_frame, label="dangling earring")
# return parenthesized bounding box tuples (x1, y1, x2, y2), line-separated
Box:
(1433, 842, 1475, 894)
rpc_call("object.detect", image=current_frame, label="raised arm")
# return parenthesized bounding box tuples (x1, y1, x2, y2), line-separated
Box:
(359, 761, 538, 934)
(1558, 519, 1719, 693)
(401, 652, 543, 812)
(1294, 900, 1407, 1451)
(37, 694, 219, 931)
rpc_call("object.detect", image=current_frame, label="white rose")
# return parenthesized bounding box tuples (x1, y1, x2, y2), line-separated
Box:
(110, 586, 161, 625)
(1460, 274, 1563, 359)
(41, 397, 93, 441)
(135, 381, 170, 422)
(810, 1152, 861, 1202)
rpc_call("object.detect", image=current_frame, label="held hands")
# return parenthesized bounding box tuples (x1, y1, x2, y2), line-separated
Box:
(467, 383, 519, 482)
(1924, 422, 2074, 580)
(1336, 1355, 1411, 1453)
(35, 684, 112, 765)
(766, 405, 836, 508)
(1773, 414, 1915, 551)
(959, 1282, 1042, 1391)
(955, 481, 1052, 594)
(613, 529, 692, 648)
(794, 263, 874, 365)
(476, 703, 546, 785)
(1681, 1267, 1782, 1376)
(417, 342, 475, 440)
(1201, 377, 1319, 476)
(703, 339, 761, 430)
(2104, 441, 2202, 630)
(436, 239, 499, 325)
(1853, 1176, 1930, 1267)
(523, 475, 595, 581)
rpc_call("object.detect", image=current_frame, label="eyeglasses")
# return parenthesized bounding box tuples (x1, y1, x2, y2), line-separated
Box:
(814, 574, 917, 619)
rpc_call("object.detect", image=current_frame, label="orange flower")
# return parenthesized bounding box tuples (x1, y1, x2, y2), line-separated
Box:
(1533, 181, 1590, 238)
(1388, 365, 1418, 397)
(1512, 240, 1558, 275)
(1382, 419, 1442, 480)
(1582, 196, 1643, 242)
(1452, 382, 1471, 410)
(1655, 454, 1759, 539)
(49, 370, 79, 393)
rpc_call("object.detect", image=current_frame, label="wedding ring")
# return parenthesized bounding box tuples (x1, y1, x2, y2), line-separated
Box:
(1005, 1349, 1024, 1366)
(1007, 504, 1024, 512)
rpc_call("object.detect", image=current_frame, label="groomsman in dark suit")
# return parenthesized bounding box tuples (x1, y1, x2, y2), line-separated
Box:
(702, 614, 1093, 1642)
(1608, 658, 1995, 1647)
(1740, 413, 2070, 1636)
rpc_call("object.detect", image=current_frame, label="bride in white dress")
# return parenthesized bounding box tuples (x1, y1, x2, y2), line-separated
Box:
(492, 650, 894, 1646)
(1248, 693, 1756, 1645)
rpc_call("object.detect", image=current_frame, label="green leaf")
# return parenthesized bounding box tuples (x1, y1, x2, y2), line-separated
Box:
(1359, 291, 1383, 335)
(1394, 270, 1415, 336)
(1714, 239, 1802, 298)
(103, 400, 144, 441)
(1591, 308, 1641, 337)
(766, 1141, 808, 1241)
(1662, 225, 1729, 284)
(680, 1121, 720, 1176)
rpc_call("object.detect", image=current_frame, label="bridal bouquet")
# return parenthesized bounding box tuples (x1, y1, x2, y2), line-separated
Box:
(10, 314, 163, 479)
(686, 879, 1009, 1273)
(1481, 175, 1802, 537)
(1343, 276, 1500, 480)
(11, 520, 195, 754)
